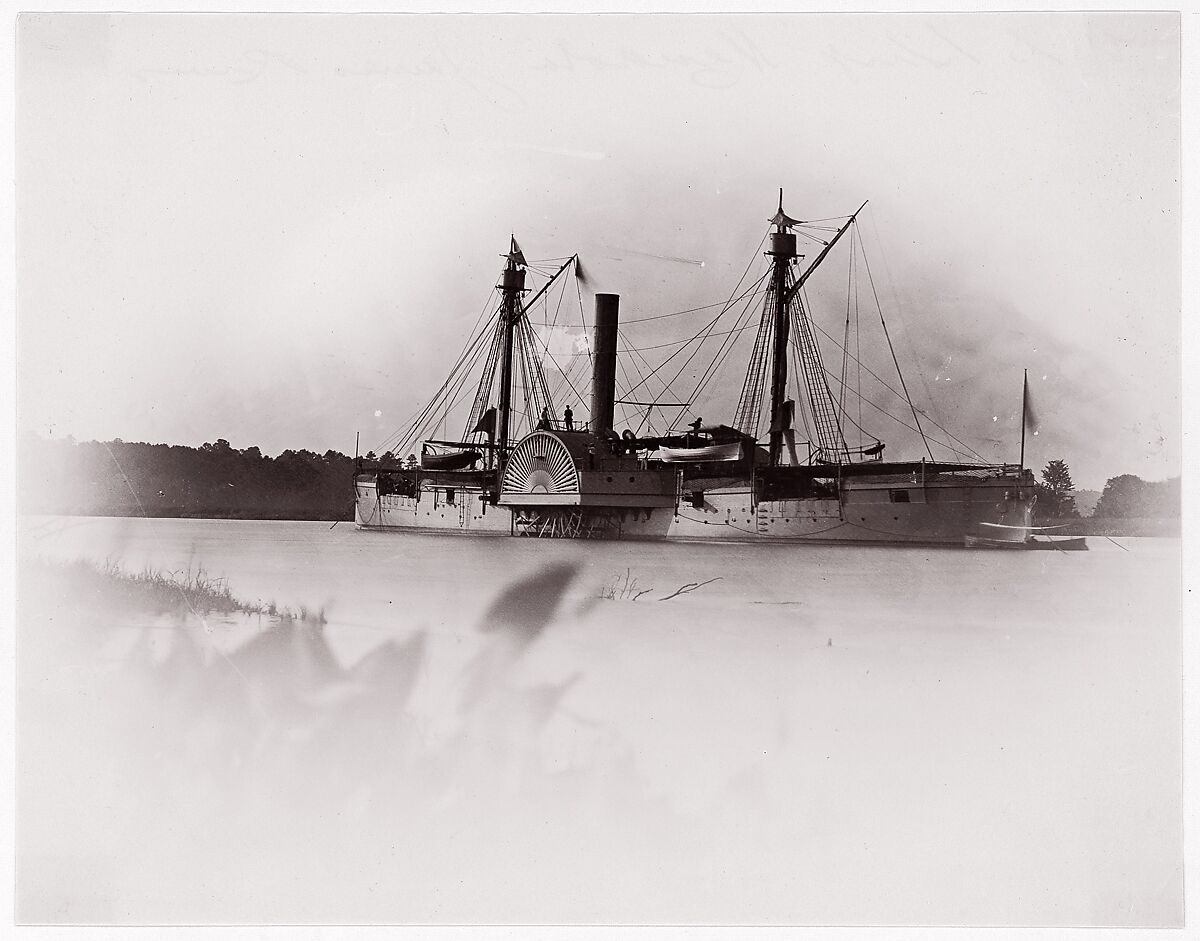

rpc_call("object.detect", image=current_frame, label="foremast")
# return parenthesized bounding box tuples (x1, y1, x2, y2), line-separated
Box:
(462, 240, 579, 472)
(495, 237, 527, 461)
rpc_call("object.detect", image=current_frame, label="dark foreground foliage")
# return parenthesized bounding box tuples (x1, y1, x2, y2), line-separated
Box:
(19, 557, 658, 922)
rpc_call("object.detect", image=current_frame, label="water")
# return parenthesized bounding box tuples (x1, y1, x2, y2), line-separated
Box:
(16, 516, 1184, 925)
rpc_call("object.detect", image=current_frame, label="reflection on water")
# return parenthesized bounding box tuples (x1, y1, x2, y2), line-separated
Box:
(16, 517, 1184, 925)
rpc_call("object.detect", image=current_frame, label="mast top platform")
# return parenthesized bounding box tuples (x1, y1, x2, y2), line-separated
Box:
(499, 234, 528, 292)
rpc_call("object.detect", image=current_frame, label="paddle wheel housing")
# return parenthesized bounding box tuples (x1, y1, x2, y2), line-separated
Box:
(500, 431, 581, 501)
(497, 430, 675, 538)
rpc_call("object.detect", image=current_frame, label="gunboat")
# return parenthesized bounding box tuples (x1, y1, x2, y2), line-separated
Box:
(354, 195, 1038, 546)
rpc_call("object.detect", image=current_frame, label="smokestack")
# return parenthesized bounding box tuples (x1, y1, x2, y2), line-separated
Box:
(590, 293, 619, 434)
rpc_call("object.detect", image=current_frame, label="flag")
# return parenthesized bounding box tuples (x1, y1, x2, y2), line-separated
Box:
(1022, 371, 1039, 435)
(469, 407, 497, 437)
(508, 236, 527, 267)
(574, 255, 590, 286)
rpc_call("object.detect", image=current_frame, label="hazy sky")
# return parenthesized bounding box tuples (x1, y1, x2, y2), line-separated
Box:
(17, 12, 1180, 489)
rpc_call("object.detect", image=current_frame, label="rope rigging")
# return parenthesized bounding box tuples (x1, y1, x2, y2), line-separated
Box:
(857, 229, 934, 461)
(375, 250, 585, 459)
(790, 289, 850, 460)
(731, 277, 777, 437)
(368, 207, 998, 468)
(806, 309, 987, 462)
(617, 235, 769, 410)
(681, 274, 770, 431)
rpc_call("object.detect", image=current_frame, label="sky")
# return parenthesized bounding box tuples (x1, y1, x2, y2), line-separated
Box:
(16, 12, 1181, 491)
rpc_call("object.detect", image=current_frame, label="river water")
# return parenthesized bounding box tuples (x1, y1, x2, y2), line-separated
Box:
(16, 516, 1184, 926)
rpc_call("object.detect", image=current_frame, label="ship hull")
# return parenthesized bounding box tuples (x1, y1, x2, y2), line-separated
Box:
(354, 475, 512, 534)
(354, 470, 1034, 546)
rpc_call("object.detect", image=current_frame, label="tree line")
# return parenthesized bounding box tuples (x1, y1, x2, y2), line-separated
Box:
(17, 435, 1181, 525)
(1034, 458, 1180, 521)
(20, 436, 358, 521)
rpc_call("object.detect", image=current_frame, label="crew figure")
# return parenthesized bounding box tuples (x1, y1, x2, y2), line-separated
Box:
(564, 406, 574, 431)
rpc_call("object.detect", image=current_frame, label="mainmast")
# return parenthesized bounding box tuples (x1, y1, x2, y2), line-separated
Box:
(733, 194, 863, 466)
(495, 236, 528, 458)
(766, 192, 800, 467)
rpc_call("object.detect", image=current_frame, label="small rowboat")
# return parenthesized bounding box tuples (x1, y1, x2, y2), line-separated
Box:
(965, 533, 1088, 550)
(420, 449, 482, 471)
(657, 441, 743, 463)
(1027, 536, 1088, 551)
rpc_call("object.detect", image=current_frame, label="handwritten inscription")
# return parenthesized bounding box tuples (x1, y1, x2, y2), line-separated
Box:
(133, 28, 779, 95)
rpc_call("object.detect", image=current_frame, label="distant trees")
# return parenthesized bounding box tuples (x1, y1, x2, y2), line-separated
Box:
(1093, 474, 1181, 519)
(19, 436, 358, 521)
(1034, 459, 1080, 520)
(1028, 460, 1181, 522)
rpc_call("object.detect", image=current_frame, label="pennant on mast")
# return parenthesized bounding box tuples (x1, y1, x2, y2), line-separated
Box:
(1022, 372, 1039, 434)
(1020, 369, 1038, 468)
(507, 235, 527, 267)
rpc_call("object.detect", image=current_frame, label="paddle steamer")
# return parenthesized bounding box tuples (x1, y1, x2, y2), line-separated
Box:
(355, 196, 1037, 545)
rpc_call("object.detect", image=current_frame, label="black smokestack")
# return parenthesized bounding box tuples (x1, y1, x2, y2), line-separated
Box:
(590, 293, 619, 434)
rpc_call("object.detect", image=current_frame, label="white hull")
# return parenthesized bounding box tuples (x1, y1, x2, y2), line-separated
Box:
(354, 473, 1034, 546)
(354, 478, 512, 534)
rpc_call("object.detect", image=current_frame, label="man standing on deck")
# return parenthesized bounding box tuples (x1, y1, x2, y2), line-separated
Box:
(564, 406, 574, 431)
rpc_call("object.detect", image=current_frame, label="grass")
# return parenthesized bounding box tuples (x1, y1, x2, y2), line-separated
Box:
(31, 556, 318, 622)
(598, 568, 655, 602)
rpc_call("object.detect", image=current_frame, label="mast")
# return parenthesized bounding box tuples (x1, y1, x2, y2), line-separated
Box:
(781, 201, 867, 307)
(496, 236, 527, 459)
(767, 190, 799, 467)
(737, 193, 858, 466)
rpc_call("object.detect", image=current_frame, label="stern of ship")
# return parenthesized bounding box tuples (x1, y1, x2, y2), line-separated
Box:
(965, 466, 1037, 547)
